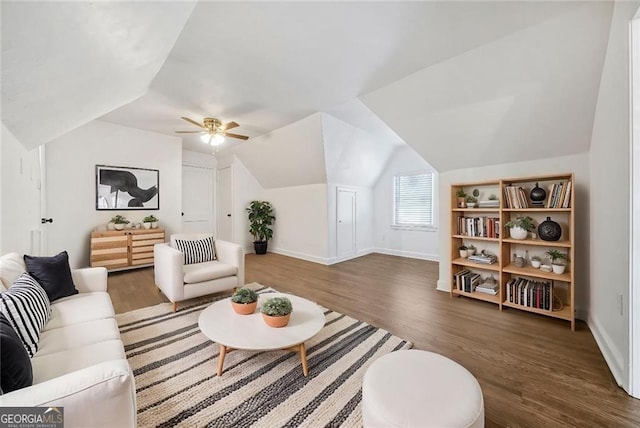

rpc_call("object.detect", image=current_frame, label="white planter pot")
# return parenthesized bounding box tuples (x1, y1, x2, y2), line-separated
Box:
(467, 248, 476, 256)
(114, 223, 125, 231)
(459, 250, 468, 258)
(151, 221, 159, 229)
(509, 226, 528, 240)
(143, 222, 152, 230)
(466, 202, 476, 208)
(552, 264, 566, 274)
(531, 260, 542, 269)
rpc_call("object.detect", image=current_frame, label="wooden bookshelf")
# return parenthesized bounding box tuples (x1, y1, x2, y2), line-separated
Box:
(450, 173, 575, 330)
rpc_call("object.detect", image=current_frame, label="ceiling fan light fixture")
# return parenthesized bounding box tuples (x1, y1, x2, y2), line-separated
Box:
(200, 133, 211, 143)
(212, 134, 225, 146)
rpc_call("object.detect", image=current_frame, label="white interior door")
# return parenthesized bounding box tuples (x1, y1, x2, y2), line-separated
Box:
(217, 166, 233, 242)
(337, 188, 356, 258)
(182, 165, 214, 233)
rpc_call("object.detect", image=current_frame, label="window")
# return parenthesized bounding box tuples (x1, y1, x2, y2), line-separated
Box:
(393, 172, 436, 230)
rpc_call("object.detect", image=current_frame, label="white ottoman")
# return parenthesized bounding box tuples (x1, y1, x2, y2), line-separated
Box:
(362, 350, 484, 428)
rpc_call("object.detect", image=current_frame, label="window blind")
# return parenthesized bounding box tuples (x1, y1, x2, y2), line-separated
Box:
(394, 173, 434, 226)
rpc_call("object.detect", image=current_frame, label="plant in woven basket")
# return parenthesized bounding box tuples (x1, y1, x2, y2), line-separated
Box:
(231, 287, 258, 304)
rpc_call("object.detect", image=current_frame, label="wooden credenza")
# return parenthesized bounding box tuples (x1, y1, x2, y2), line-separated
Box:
(90, 228, 165, 271)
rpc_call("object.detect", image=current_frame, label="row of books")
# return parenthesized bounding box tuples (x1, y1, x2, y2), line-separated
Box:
(456, 216, 500, 238)
(503, 186, 529, 209)
(453, 269, 480, 293)
(506, 277, 552, 310)
(547, 181, 572, 208)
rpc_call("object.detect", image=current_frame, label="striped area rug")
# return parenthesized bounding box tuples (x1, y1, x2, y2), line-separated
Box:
(116, 286, 412, 427)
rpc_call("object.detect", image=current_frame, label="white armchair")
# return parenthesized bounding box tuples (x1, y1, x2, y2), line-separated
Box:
(154, 234, 245, 312)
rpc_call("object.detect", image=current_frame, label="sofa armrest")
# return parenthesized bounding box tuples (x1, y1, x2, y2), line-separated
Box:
(0, 359, 136, 428)
(215, 240, 245, 286)
(71, 267, 107, 293)
(154, 243, 185, 303)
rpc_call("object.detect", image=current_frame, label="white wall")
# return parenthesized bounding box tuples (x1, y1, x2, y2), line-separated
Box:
(263, 184, 329, 264)
(589, 0, 640, 392)
(0, 124, 42, 255)
(231, 156, 264, 252)
(327, 184, 374, 263)
(436, 153, 590, 317)
(373, 145, 439, 261)
(45, 120, 182, 268)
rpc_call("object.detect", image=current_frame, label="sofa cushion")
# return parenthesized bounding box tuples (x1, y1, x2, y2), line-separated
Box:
(37, 318, 121, 356)
(175, 236, 216, 265)
(24, 251, 78, 302)
(0, 273, 51, 357)
(43, 292, 115, 331)
(183, 261, 237, 284)
(30, 339, 125, 384)
(0, 252, 27, 290)
(0, 312, 33, 393)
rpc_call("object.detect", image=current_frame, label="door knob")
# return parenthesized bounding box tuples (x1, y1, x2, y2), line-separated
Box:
(227, 214, 231, 217)
(41, 218, 53, 224)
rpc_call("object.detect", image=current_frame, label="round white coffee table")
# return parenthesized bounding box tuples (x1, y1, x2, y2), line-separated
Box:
(198, 293, 325, 377)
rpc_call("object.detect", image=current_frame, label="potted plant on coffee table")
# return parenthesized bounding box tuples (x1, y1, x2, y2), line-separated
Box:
(230, 287, 259, 315)
(246, 201, 276, 254)
(261, 296, 293, 328)
(546, 249, 568, 274)
(504, 216, 535, 240)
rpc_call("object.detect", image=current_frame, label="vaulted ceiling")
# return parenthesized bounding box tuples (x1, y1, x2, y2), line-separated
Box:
(1, 1, 617, 179)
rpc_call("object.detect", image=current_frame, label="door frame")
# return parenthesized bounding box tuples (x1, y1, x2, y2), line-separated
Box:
(181, 163, 215, 234)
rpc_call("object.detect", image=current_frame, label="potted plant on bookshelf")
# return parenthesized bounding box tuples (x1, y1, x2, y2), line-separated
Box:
(456, 190, 467, 208)
(458, 245, 468, 258)
(142, 215, 158, 230)
(465, 195, 477, 208)
(466, 244, 476, 255)
(246, 200, 276, 255)
(546, 249, 568, 274)
(531, 255, 542, 269)
(111, 214, 130, 231)
(504, 216, 535, 240)
(260, 296, 293, 328)
(230, 287, 259, 315)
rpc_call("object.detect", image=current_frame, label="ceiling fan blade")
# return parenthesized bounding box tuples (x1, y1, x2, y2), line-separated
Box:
(175, 130, 205, 134)
(221, 121, 239, 131)
(222, 132, 249, 141)
(181, 116, 205, 128)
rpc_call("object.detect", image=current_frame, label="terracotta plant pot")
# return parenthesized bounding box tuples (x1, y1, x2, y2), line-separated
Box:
(262, 313, 291, 328)
(231, 301, 257, 315)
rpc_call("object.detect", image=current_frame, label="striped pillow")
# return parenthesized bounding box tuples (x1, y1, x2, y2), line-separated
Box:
(0, 273, 51, 357)
(174, 236, 216, 265)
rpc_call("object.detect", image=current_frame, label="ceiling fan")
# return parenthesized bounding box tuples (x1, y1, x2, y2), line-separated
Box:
(175, 117, 249, 146)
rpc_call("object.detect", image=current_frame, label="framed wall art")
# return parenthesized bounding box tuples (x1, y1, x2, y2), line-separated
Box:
(96, 165, 159, 210)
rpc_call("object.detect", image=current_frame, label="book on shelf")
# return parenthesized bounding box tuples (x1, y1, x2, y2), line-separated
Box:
(546, 181, 571, 208)
(456, 216, 500, 238)
(468, 252, 498, 264)
(506, 277, 552, 310)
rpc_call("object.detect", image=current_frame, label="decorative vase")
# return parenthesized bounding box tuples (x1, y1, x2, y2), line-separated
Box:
(530, 182, 546, 207)
(538, 217, 561, 241)
(515, 256, 525, 268)
(509, 226, 528, 240)
(151, 221, 159, 229)
(552, 264, 566, 274)
(231, 301, 257, 315)
(143, 222, 152, 230)
(114, 223, 125, 231)
(262, 313, 291, 328)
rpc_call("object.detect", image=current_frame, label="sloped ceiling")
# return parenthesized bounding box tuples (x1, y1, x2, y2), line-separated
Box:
(1, 1, 196, 149)
(361, 1, 613, 172)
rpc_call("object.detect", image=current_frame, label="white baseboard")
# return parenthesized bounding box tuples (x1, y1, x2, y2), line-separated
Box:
(373, 248, 439, 262)
(268, 247, 330, 265)
(587, 314, 626, 388)
(436, 279, 450, 292)
(327, 248, 375, 265)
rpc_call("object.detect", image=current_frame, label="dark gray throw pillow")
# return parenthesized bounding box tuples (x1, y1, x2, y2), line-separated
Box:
(24, 251, 78, 302)
(0, 312, 33, 393)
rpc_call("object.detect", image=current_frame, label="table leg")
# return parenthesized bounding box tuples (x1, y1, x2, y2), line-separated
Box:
(217, 345, 227, 376)
(299, 343, 308, 377)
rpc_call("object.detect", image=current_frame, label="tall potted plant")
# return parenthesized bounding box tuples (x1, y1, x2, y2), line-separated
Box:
(246, 200, 276, 254)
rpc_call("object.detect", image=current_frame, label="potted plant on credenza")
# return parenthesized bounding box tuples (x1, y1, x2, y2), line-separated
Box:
(246, 200, 276, 255)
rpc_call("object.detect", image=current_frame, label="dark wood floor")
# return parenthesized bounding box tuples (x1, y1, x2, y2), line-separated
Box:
(108, 253, 640, 427)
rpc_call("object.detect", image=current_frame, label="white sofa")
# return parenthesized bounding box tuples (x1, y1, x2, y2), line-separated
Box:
(154, 234, 245, 312)
(0, 253, 136, 428)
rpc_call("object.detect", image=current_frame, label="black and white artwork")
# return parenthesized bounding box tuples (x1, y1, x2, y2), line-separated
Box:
(96, 165, 159, 210)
